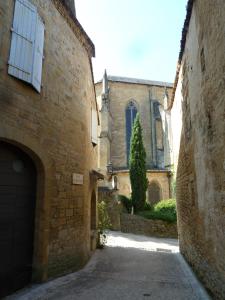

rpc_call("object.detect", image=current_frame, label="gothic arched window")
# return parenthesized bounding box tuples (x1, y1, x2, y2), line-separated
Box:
(126, 101, 137, 164)
(153, 101, 164, 150)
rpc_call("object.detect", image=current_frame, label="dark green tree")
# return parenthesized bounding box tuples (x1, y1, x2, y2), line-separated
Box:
(129, 114, 148, 212)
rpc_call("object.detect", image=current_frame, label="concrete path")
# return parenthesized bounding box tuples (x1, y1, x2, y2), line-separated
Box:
(6, 231, 210, 300)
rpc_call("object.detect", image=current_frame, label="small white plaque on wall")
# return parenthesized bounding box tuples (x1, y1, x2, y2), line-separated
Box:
(72, 173, 84, 185)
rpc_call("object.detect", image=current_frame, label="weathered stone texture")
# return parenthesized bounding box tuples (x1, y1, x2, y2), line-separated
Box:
(96, 81, 173, 169)
(96, 78, 172, 202)
(120, 213, 177, 239)
(173, 1, 225, 298)
(98, 189, 122, 231)
(0, 0, 97, 282)
(114, 171, 171, 201)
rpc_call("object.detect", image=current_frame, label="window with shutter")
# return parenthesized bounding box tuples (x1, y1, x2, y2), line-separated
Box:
(8, 0, 44, 93)
(32, 14, 44, 92)
(91, 109, 98, 145)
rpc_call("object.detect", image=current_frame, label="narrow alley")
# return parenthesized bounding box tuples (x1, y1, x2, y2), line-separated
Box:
(6, 232, 210, 300)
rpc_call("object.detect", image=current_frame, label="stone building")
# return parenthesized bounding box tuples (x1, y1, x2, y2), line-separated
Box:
(169, 0, 225, 298)
(0, 0, 100, 297)
(96, 72, 174, 204)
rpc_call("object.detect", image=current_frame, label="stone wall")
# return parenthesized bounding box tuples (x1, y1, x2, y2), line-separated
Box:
(170, 70, 183, 176)
(96, 80, 173, 169)
(172, 1, 225, 298)
(120, 213, 177, 239)
(98, 188, 122, 231)
(96, 76, 173, 203)
(0, 0, 97, 282)
(115, 171, 171, 201)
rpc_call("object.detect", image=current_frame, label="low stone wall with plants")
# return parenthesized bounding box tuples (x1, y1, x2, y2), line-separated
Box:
(120, 213, 178, 238)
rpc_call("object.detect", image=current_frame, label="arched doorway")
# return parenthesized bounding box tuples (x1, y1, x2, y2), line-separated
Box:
(148, 181, 162, 205)
(0, 142, 37, 298)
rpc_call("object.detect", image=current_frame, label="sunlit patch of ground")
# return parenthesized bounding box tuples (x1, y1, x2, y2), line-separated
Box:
(6, 231, 210, 300)
(106, 231, 179, 253)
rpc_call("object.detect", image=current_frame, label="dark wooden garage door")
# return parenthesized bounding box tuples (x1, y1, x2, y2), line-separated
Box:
(0, 142, 36, 298)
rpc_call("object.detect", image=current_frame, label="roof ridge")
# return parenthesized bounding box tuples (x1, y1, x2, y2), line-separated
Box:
(96, 75, 173, 87)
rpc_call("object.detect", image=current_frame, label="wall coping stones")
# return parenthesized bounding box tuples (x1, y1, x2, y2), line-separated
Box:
(120, 213, 178, 239)
(113, 169, 171, 174)
(96, 76, 173, 88)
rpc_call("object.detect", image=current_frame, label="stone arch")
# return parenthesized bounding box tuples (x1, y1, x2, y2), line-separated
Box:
(0, 141, 38, 297)
(148, 180, 162, 205)
(0, 125, 51, 283)
(126, 99, 139, 109)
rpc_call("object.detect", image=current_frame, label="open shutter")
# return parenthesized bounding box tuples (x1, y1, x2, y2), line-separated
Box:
(32, 14, 44, 92)
(91, 109, 98, 145)
(8, 0, 37, 83)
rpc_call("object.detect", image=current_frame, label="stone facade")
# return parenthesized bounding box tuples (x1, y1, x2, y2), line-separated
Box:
(170, 0, 225, 298)
(120, 214, 178, 239)
(0, 0, 98, 291)
(96, 74, 173, 204)
(114, 171, 171, 202)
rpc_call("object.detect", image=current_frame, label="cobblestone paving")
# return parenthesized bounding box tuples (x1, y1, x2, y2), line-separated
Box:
(6, 231, 210, 300)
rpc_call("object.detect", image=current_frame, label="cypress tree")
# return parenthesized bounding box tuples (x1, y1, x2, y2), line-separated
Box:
(129, 114, 148, 212)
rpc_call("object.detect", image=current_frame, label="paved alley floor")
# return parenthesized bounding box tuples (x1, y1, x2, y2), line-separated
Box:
(6, 231, 210, 300)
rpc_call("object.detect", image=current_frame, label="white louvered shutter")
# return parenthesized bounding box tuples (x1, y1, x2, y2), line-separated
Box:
(91, 109, 98, 145)
(8, 0, 37, 83)
(32, 14, 44, 92)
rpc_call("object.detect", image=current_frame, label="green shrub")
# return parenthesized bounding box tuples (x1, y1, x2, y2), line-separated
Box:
(144, 201, 152, 211)
(154, 199, 176, 214)
(137, 199, 177, 223)
(118, 194, 132, 213)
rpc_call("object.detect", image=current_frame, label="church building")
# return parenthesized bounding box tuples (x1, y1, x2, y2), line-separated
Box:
(96, 71, 174, 204)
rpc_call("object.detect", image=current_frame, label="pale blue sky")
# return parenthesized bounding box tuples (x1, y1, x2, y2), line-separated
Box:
(76, 0, 187, 83)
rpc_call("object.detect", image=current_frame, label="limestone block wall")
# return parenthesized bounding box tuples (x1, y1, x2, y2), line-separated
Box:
(96, 78, 173, 200)
(147, 172, 171, 201)
(0, 0, 97, 281)
(98, 189, 122, 231)
(107, 81, 172, 169)
(174, 1, 225, 298)
(120, 214, 177, 239)
(170, 69, 183, 174)
(115, 171, 170, 200)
